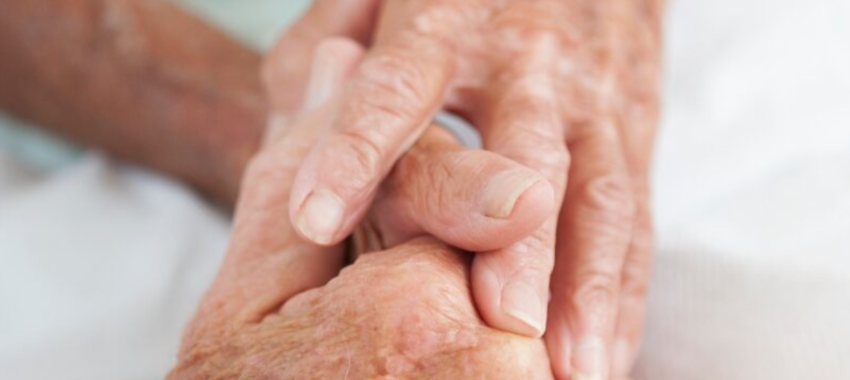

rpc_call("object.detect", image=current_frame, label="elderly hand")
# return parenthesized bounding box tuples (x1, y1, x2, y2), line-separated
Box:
(270, 1, 664, 379)
(171, 236, 557, 380)
(169, 38, 560, 379)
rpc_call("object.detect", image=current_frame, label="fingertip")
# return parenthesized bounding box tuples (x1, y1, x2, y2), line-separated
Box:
(545, 316, 574, 380)
(282, 37, 369, 247)
(500, 279, 547, 337)
(293, 189, 346, 246)
(453, 170, 552, 251)
(471, 255, 548, 339)
(494, 174, 555, 226)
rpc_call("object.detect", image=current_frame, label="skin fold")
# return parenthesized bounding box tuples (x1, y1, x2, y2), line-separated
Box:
(170, 39, 558, 379)
(171, 237, 556, 380)
(277, 1, 665, 378)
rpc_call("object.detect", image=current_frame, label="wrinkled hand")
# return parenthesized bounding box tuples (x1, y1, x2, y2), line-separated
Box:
(171, 237, 555, 380)
(169, 36, 559, 379)
(270, 1, 664, 379)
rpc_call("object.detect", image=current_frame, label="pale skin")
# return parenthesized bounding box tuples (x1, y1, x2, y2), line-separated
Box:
(171, 31, 658, 378)
(173, 236, 558, 380)
(272, 1, 664, 379)
(173, 236, 560, 380)
(170, 40, 557, 379)
(0, 0, 663, 378)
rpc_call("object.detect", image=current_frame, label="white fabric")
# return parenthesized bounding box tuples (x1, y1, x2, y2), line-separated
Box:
(0, 0, 848, 379)
(640, 1, 850, 379)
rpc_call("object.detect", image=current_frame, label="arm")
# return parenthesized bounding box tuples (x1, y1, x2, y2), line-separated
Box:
(0, 0, 265, 204)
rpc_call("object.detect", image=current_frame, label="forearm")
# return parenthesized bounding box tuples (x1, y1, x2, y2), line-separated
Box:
(0, 0, 265, 205)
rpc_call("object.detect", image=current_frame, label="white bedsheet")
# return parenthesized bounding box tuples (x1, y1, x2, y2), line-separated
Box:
(1, 0, 848, 379)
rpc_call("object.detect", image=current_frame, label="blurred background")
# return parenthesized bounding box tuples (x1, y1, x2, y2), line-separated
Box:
(0, 0, 848, 379)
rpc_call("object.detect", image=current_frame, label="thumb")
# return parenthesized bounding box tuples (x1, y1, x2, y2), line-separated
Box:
(369, 126, 555, 252)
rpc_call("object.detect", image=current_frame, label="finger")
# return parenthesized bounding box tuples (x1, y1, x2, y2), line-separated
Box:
(288, 37, 455, 246)
(263, 0, 381, 114)
(188, 39, 366, 336)
(611, 191, 653, 378)
(471, 37, 570, 339)
(611, 89, 661, 378)
(368, 125, 555, 252)
(265, 37, 365, 143)
(546, 125, 637, 380)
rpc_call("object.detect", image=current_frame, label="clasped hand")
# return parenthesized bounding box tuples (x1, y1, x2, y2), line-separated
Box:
(171, 0, 662, 379)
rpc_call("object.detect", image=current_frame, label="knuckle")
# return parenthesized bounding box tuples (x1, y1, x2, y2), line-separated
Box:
(493, 127, 570, 176)
(620, 268, 650, 300)
(360, 51, 431, 109)
(516, 237, 556, 275)
(496, 74, 559, 115)
(566, 272, 620, 324)
(388, 148, 457, 227)
(575, 174, 637, 224)
(419, 155, 462, 227)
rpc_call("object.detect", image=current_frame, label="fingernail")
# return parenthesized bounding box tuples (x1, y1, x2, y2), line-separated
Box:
(295, 189, 344, 245)
(501, 280, 546, 337)
(571, 337, 608, 380)
(612, 338, 633, 376)
(482, 169, 544, 219)
(302, 47, 337, 112)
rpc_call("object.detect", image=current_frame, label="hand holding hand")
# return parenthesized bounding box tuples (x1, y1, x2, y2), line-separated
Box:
(276, 1, 664, 378)
(169, 36, 558, 380)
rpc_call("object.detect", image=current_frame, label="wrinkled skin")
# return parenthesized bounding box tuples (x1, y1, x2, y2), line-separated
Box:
(171, 0, 666, 376)
(271, 2, 665, 378)
(169, 38, 558, 379)
(170, 238, 555, 380)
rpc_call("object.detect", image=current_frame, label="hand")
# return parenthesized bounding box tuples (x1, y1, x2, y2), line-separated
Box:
(280, 0, 664, 378)
(170, 237, 556, 380)
(169, 38, 557, 379)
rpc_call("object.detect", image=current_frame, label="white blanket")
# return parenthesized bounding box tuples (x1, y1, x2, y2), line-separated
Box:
(1, 0, 848, 379)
